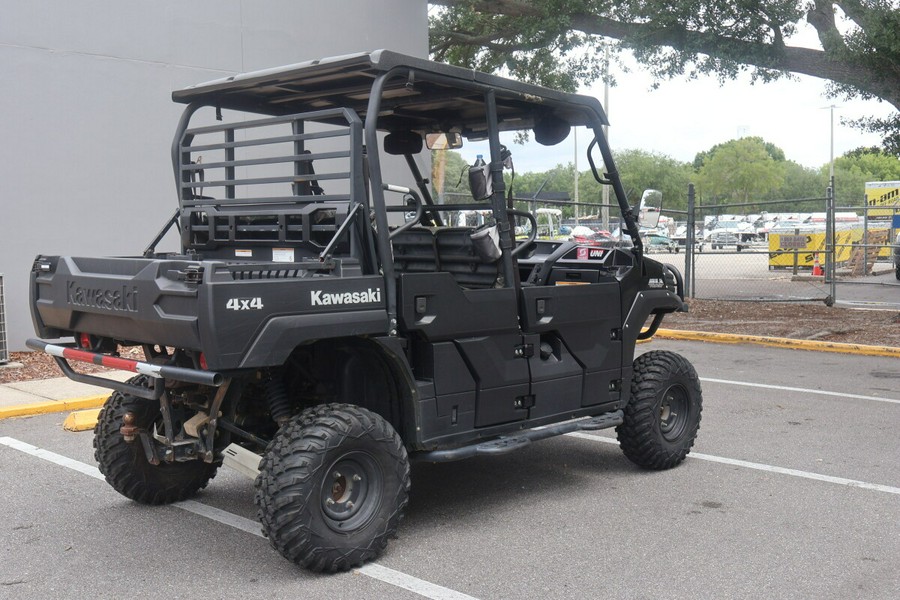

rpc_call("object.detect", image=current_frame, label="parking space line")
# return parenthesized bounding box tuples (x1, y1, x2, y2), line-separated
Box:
(357, 564, 481, 600)
(0, 435, 104, 480)
(175, 499, 265, 538)
(565, 432, 900, 496)
(0, 436, 481, 600)
(700, 377, 900, 405)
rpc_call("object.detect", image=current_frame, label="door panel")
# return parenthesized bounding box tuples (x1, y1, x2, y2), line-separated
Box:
(399, 272, 528, 429)
(521, 282, 623, 411)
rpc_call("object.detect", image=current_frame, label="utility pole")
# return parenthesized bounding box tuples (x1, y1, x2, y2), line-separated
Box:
(829, 105, 835, 182)
(601, 45, 610, 231)
(573, 127, 579, 222)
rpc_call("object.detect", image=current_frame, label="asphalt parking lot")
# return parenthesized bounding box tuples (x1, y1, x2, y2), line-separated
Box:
(2, 339, 898, 600)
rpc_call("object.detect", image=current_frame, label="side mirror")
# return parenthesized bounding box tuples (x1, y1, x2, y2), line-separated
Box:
(425, 132, 463, 150)
(637, 189, 662, 228)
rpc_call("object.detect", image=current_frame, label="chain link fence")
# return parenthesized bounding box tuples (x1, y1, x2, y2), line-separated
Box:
(442, 185, 899, 309)
(664, 185, 900, 308)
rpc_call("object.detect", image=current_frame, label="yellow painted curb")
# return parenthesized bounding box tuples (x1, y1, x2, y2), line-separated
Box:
(0, 394, 107, 420)
(2, 329, 897, 423)
(63, 408, 101, 432)
(653, 329, 900, 358)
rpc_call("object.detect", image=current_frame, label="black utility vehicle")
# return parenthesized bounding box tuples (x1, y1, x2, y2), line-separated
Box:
(29, 51, 702, 572)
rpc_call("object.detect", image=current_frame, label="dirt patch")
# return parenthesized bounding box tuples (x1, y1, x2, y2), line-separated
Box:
(664, 300, 900, 348)
(2, 300, 899, 384)
(0, 346, 145, 385)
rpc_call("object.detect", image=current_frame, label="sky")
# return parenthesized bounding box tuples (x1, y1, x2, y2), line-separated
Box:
(465, 19, 896, 175)
(578, 54, 895, 170)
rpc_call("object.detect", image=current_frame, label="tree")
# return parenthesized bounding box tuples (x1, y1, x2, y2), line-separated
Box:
(694, 136, 785, 171)
(823, 147, 900, 204)
(429, 1, 900, 153)
(613, 149, 693, 211)
(778, 160, 826, 204)
(432, 149, 469, 202)
(697, 138, 786, 205)
(694, 137, 826, 205)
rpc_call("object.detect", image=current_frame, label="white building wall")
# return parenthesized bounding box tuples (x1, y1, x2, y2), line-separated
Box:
(0, 0, 428, 350)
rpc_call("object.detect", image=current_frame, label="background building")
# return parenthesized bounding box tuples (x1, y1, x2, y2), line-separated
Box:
(0, 0, 428, 351)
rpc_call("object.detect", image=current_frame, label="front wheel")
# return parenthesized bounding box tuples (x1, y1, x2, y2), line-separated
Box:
(895, 265, 900, 281)
(255, 404, 410, 572)
(617, 351, 702, 470)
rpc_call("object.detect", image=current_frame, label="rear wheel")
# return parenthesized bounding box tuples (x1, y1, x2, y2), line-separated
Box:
(255, 403, 410, 572)
(93, 376, 218, 504)
(617, 351, 702, 470)
(895, 265, 900, 281)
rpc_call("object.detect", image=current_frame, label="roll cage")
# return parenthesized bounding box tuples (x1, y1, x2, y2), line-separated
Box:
(167, 49, 642, 331)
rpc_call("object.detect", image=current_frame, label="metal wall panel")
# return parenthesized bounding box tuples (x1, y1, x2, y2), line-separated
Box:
(0, 0, 428, 350)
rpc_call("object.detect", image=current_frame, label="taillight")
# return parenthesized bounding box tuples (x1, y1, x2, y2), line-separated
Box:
(79, 332, 92, 349)
(199, 353, 209, 370)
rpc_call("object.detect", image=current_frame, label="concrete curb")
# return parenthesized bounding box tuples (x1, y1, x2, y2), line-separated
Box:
(655, 329, 900, 358)
(0, 395, 107, 421)
(63, 408, 102, 432)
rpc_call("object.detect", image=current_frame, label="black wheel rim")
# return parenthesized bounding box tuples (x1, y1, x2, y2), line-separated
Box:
(319, 451, 383, 532)
(658, 384, 690, 442)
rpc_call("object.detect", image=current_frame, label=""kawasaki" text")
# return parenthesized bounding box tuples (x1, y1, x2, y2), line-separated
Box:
(310, 288, 381, 306)
(67, 282, 139, 312)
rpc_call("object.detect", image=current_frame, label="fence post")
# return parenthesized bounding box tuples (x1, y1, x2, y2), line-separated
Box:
(827, 181, 836, 305)
(792, 227, 800, 276)
(685, 183, 695, 298)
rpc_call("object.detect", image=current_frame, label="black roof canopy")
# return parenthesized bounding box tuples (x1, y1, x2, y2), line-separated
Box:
(172, 50, 608, 138)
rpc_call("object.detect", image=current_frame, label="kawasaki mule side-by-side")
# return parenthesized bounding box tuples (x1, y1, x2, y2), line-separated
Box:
(28, 50, 702, 572)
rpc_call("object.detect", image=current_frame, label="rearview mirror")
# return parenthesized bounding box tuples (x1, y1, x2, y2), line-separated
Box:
(384, 131, 423, 155)
(637, 189, 662, 228)
(425, 132, 463, 150)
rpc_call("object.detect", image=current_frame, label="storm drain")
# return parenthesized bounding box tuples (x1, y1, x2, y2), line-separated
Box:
(0, 274, 8, 364)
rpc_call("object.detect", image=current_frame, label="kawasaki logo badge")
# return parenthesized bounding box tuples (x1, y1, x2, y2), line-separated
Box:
(67, 281, 139, 313)
(310, 288, 382, 306)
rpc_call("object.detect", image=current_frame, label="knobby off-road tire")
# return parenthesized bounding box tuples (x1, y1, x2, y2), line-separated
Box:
(255, 403, 410, 573)
(617, 351, 703, 470)
(93, 375, 218, 504)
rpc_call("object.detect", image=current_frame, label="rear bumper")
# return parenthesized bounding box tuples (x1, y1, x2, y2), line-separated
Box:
(26, 338, 224, 400)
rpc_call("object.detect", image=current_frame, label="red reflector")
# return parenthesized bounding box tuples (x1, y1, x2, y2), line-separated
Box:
(199, 353, 209, 370)
(79, 332, 92, 349)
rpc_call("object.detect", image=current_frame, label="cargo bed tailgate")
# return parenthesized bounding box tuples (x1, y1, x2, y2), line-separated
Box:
(31, 255, 204, 349)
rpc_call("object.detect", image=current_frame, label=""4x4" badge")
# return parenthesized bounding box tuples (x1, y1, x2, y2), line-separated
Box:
(226, 297, 264, 311)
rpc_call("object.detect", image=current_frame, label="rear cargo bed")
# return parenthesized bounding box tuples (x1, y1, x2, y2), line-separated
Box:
(31, 255, 206, 349)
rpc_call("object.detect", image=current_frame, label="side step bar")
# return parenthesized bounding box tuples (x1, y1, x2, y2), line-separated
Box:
(415, 410, 624, 463)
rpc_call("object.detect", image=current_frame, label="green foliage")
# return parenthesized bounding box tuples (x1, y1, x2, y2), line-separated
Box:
(430, 1, 900, 153)
(432, 149, 470, 202)
(613, 149, 693, 210)
(777, 161, 825, 202)
(455, 149, 694, 218)
(696, 138, 785, 206)
(824, 147, 900, 205)
(693, 136, 785, 171)
(431, 138, 898, 214)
